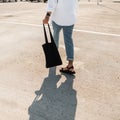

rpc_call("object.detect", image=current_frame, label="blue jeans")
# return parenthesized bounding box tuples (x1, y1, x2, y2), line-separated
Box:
(52, 21, 74, 61)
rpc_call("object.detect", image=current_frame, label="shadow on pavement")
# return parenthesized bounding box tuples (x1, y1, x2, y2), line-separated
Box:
(28, 67, 77, 120)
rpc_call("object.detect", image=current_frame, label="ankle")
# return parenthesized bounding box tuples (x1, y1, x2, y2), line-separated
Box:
(68, 61, 74, 68)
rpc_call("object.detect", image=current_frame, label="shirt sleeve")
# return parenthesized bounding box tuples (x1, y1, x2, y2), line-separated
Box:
(46, 0, 58, 12)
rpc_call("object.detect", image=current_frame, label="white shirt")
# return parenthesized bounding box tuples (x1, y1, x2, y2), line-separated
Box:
(47, 0, 78, 26)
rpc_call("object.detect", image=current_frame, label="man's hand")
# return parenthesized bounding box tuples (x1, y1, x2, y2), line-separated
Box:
(43, 16, 49, 24)
(43, 12, 51, 24)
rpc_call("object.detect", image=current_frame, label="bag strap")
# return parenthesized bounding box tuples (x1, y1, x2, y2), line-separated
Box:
(43, 24, 48, 43)
(48, 24, 54, 43)
(43, 23, 54, 43)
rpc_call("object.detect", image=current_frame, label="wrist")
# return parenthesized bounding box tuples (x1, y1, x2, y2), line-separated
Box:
(46, 12, 51, 17)
(45, 15, 50, 19)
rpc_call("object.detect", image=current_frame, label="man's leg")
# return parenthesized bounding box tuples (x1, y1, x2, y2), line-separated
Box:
(63, 25, 74, 67)
(52, 21, 62, 48)
(59, 25, 75, 74)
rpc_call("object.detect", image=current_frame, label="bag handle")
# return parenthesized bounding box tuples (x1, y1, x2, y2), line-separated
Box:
(48, 24, 55, 43)
(43, 24, 48, 43)
(43, 23, 54, 43)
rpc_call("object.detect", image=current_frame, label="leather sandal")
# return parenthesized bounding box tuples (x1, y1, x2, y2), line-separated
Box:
(60, 66, 76, 74)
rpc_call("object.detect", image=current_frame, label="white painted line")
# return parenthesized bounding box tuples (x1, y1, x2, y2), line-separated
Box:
(0, 21, 43, 27)
(74, 29, 120, 37)
(0, 21, 120, 37)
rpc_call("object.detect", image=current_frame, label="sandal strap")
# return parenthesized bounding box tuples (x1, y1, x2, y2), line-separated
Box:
(60, 66, 75, 74)
(66, 66, 74, 69)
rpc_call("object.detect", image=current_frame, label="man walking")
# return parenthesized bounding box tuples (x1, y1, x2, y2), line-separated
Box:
(43, 0, 78, 74)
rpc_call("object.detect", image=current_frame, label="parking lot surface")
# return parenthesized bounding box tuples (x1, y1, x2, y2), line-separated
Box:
(0, 2, 120, 120)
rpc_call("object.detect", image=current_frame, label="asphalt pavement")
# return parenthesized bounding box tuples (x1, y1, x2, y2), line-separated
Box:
(0, 2, 120, 120)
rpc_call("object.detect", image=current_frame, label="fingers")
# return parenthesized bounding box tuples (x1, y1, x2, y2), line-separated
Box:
(43, 17, 49, 24)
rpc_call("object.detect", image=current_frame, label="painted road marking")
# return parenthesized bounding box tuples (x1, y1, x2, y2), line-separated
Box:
(0, 21, 120, 37)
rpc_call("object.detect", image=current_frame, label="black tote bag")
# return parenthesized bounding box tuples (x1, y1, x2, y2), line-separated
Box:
(42, 24, 62, 68)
